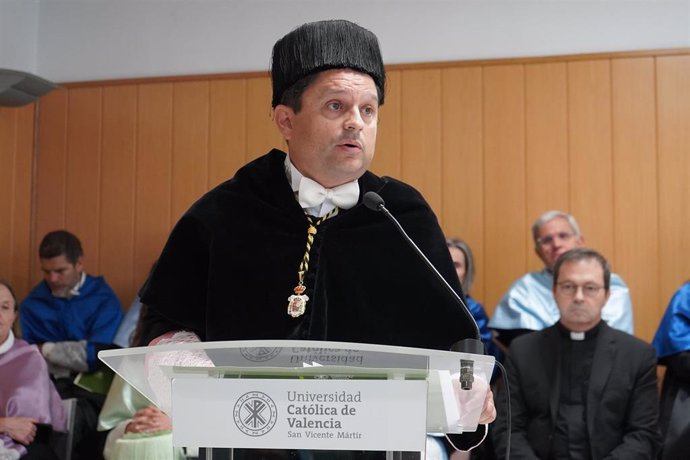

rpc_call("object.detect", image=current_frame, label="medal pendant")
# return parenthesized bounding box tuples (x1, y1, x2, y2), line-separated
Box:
(287, 285, 308, 318)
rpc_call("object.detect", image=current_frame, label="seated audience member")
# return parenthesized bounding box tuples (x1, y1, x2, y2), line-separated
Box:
(20, 230, 123, 460)
(98, 304, 184, 460)
(492, 248, 660, 459)
(0, 280, 65, 460)
(489, 210, 633, 347)
(98, 377, 183, 460)
(652, 281, 690, 460)
(112, 296, 142, 349)
(447, 238, 501, 361)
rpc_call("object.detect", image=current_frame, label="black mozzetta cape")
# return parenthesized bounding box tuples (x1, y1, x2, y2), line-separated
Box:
(139, 149, 476, 349)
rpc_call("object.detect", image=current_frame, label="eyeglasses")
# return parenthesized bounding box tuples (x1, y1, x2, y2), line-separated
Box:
(556, 282, 604, 298)
(536, 232, 575, 246)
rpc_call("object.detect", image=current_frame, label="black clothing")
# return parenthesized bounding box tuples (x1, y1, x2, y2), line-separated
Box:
(53, 378, 107, 460)
(493, 322, 660, 460)
(140, 149, 475, 349)
(658, 351, 690, 460)
(493, 328, 533, 348)
(551, 323, 599, 460)
(140, 150, 483, 457)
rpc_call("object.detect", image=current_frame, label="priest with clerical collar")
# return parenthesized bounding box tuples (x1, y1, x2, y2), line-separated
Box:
(493, 247, 660, 459)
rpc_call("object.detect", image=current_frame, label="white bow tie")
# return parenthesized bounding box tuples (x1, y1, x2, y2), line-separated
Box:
(298, 176, 360, 210)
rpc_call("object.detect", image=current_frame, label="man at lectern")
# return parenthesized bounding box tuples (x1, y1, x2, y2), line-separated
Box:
(138, 19, 495, 458)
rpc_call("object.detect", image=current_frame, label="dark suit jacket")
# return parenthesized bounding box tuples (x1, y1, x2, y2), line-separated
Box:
(493, 322, 660, 460)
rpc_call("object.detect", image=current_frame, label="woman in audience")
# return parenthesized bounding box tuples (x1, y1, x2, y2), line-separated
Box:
(0, 280, 65, 460)
(446, 239, 500, 360)
(444, 241, 499, 460)
(98, 303, 185, 460)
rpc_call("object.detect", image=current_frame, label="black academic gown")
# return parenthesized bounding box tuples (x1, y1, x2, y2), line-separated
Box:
(140, 149, 476, 348)
(139, 149, 483, 457)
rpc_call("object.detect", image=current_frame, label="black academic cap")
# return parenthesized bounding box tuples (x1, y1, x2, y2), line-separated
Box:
(270, 19, 386, 107)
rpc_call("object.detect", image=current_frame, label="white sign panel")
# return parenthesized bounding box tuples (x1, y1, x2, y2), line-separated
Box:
(172, 378, 427, 451)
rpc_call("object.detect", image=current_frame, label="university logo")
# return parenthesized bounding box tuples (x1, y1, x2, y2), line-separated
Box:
(240, 347, 282, 362)
(233, 391, 278, 436)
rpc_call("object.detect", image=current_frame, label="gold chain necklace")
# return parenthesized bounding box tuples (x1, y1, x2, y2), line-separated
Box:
(287, 209, 337, 317)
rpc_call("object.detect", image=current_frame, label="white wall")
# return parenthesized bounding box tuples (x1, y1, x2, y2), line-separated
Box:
(14, 0, 690, 83)
(0, 0, 39, 74)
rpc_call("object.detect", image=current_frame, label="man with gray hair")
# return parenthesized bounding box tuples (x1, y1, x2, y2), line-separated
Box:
(489, 210, 633, 347)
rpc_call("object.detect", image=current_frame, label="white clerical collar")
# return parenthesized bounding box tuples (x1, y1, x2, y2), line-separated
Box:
(0, 329, 14, 354)
(570, 331, 585, 341)
(284, 155, 359, 217)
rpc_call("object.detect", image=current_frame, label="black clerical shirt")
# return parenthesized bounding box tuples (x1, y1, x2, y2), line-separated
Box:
(550, 321, 602, 460)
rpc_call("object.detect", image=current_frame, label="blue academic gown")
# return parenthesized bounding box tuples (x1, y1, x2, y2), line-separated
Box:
(466, 296, 501, 361)
(489, 269, 634, 334)
(20, 275, 123, 370)
(652, 282, 690, 460)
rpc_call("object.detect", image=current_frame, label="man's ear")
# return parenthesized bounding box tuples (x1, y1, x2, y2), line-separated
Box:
(274, 105, 294, 140)
(577, 234, 585, 246)
(535, 244, 546, 264)
(74, 256, 84, 273)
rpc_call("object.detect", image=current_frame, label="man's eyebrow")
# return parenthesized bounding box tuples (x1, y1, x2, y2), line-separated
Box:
(317, 87, 379, 102)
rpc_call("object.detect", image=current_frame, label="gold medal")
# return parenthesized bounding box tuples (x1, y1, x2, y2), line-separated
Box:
(287, 285, 309, 317)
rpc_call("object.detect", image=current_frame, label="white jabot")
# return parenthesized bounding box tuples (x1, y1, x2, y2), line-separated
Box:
(298, 176, 359, 210)
(285, 155, 360, 217)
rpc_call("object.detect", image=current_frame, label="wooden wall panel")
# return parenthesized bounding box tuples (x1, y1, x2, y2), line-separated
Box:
(0, 108, 16, 279)
(401, 69, 443, 213)
(34, 89, 69, 278)
(372, 70, 402, 178)
(65, 88, 102, 270)
(483, 65, 526, 312)
(246, 77, 285, 160)
(2, 48, 687, 340)
(524, 63, 569, 272)
(209, 79, 247, 186)
(100, 85, 137, 308)
(657, 55, 690, 315)
(10, 106, 35, 297)
(611, 57, 659, 341)
(171, 81, 209, 223)
(441, 67, 485, 300)
(134, 83, 173, 293)
(568, 60, 614, 258)
(0, 105, 34, 298)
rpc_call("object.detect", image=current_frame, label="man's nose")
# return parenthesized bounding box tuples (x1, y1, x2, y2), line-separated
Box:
(47, 272, 59, 283)
(344, 108, 364, 131)
(573, 286, 586, 301)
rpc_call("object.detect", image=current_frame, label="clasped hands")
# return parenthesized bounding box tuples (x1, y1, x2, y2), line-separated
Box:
(124, 406, 172, 434)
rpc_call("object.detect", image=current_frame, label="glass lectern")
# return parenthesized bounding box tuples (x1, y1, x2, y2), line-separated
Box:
(99, 340, 494, 459)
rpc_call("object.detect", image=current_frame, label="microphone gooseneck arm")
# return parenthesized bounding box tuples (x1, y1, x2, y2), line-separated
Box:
(363, 191, 482, 341)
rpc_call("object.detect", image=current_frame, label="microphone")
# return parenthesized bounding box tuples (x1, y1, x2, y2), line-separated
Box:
(363, 191, 485, 369)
